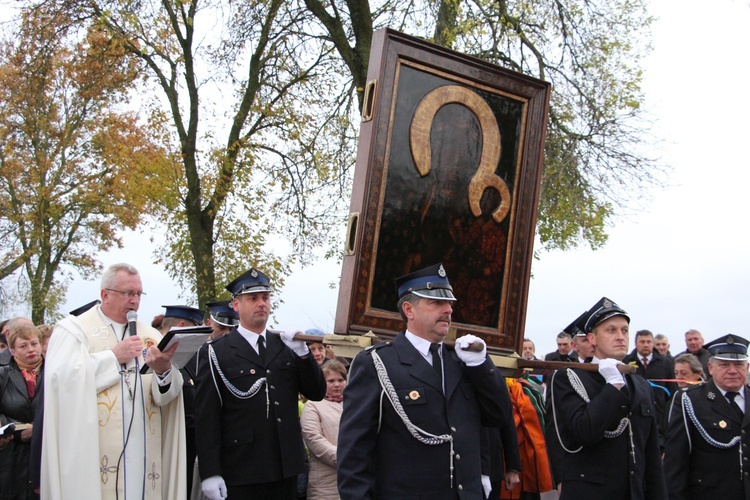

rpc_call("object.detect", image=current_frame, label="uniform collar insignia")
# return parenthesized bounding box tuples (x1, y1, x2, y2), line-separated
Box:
(707, 391, 716, 400)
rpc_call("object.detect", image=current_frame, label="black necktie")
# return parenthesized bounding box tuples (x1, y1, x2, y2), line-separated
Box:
(726, 391, 744, 420)
(430, 343, 442, 386)
(257, 335, 266, 360)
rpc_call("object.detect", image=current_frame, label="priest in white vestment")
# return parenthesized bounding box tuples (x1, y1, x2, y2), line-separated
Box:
(41, 263, 186, 500)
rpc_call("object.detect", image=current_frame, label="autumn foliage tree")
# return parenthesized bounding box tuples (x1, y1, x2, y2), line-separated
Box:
(26, 0, 356, 310)
(0, 8, 172, 322)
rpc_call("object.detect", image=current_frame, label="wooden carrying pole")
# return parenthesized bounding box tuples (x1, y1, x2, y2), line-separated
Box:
(275, 331, 635, 377)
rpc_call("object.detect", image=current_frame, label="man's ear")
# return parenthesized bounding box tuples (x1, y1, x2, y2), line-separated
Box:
(587, 331, 597, 347)
(402, 301, 415, 321)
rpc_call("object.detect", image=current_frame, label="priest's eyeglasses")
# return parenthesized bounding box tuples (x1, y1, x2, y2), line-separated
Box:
(105, 288, 146, 298)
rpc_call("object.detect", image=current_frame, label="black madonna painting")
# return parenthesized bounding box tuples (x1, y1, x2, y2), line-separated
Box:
(335, 29, 550, 353)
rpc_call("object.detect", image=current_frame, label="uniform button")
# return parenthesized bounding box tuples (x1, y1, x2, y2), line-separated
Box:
(455, 454, 461, 460)
(275, 401, 280, 405)
(697, 479, 702, 483)
(630, 471, 635, 475)
(240, 370, 244, 374)
(580, 474, 585, 478)
(277, 418, 282, 422)
(745, 472, 749, 477)
(458, 485, 463, 491)
(270, 385, 276, 390)
(451, 427, 457, 432)
(267, 369, 272, 374)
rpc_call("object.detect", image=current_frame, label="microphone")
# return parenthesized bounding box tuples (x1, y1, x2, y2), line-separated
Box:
(126, 310, 138, 338)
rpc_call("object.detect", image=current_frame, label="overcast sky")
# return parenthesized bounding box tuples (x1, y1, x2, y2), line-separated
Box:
(53, 0, 750, 357)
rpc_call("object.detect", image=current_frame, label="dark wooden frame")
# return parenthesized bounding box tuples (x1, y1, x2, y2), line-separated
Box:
(334, 28, 550, 355)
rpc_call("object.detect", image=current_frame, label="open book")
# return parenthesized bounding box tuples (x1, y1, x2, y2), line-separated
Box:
(140, 325, 212, 374)
(0, 422, 29, 438)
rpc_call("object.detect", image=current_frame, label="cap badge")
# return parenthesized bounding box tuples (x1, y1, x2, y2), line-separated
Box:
(408, 390, 421, 401)
(438, 264, 446, 278)
(727, 335, 735, 345)
(250, 269, 258, 278)
(708, 391, 716, 400)
(719, 420, 727, 429)
(250, 369, 256, 375)
(603, 298, 613, 308)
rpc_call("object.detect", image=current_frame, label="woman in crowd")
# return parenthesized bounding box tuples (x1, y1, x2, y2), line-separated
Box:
(300, 360, 347, 500)
(0, 320, 44, 499)
(673, 352, 704, 388)
(305, 328, 329, 366)
(664, 352, 705, 427)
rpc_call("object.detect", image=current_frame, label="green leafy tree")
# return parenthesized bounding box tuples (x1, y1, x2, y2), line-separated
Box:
(304, 0, 664, 251)
(0, 8, 169, 322)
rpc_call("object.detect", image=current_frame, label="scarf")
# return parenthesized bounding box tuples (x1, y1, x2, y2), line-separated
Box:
(324, 393, 343, 403)
(15, 356, 42, 399)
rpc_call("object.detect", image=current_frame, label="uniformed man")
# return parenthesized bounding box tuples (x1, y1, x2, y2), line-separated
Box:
(564, 311, 595, 363)
(545, 297, 667, 499)
(663, 334, 750, 500)
(337, 263, 520, 499)
(186, 301, 237, 497)
(205, 300, 239, 339)
(194, 268, 326, 500)
(161, 304, 205, 499)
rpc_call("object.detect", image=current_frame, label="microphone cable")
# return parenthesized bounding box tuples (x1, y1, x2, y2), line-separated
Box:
(114, 328, 142, 500)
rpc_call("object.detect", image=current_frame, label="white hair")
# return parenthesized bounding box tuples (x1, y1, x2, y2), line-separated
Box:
(101, 263, 139, 290)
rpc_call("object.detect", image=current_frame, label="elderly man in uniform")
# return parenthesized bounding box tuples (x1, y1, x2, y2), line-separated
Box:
(545, 297, 667, 499)
(337, 263, 520, 499)
(194, 268, 326, 500)
(663, 334, 750, 500)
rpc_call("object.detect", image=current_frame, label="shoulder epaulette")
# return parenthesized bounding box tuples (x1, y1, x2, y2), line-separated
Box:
(683, 383, 704, 395)
(207, 334, 228, 345)
(364, 341, 391, 354)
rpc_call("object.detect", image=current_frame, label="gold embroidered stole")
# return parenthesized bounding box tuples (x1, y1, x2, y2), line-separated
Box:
(77, 308, 164, 499)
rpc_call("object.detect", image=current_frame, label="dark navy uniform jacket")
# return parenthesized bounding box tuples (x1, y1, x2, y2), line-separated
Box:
(337, 332, 517, 500)
(194, 329, 326, 486)
(664, 379, 750, 500)
(545, 367, 667, 499)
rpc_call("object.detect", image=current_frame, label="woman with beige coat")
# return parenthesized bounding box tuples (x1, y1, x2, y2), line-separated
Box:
(301, 360, 347, 499)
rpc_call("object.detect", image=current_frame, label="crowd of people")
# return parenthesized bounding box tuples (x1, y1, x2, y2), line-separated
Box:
(0, 262, 748, 500)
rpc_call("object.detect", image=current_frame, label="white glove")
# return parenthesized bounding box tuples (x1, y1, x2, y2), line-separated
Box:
(455, 334, 487, 367)
(201, 475, 227, 500)
(598, 358, 626, 386)
(481, 474, 492, 499)
(281, 330, 310, 357)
